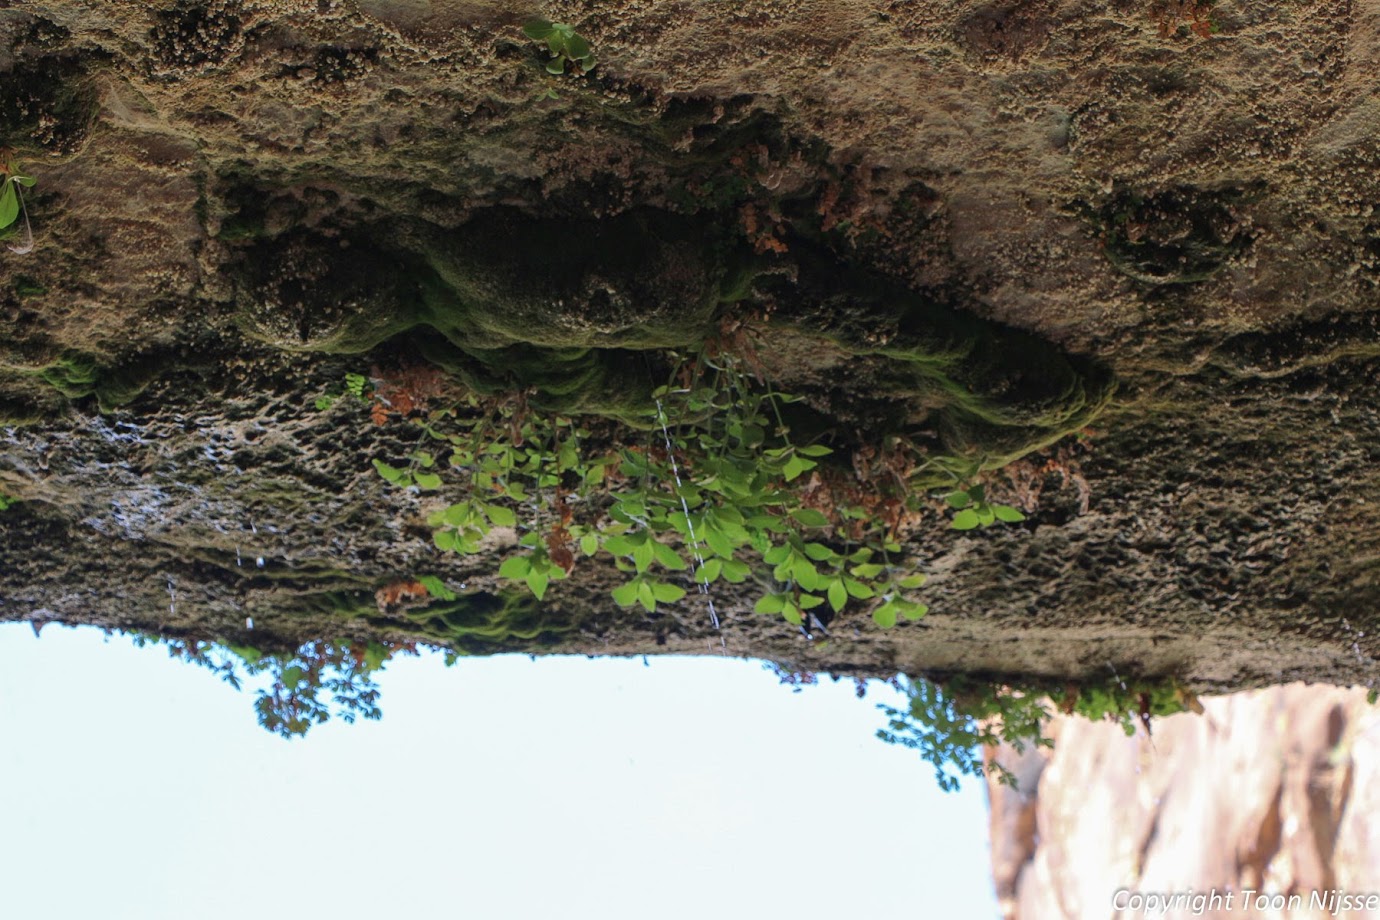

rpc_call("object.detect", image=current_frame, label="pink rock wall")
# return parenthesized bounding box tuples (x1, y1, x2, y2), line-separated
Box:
(988, 684, 1380, 919)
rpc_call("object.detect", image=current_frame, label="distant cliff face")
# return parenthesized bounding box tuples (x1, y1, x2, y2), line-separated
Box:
(987, 684, 1380, 919)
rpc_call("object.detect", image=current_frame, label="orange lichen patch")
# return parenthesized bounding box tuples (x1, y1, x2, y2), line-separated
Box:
(375, 579, 430, 614)
(740, 203, 788, 254)
(368, 364, 449, 425)
(1152, 0, 1216, 38)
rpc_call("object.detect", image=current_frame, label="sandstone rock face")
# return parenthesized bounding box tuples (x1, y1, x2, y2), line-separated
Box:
(988, 684, 1380, 919)
(3, 1, 1380, 694)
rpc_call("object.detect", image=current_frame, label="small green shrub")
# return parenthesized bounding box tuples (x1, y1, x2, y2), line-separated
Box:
(944, 483, 1025, 530)
(355, 339, 1030, 629)
(522, 19, 597, 75)
(313, 371, 371, 411)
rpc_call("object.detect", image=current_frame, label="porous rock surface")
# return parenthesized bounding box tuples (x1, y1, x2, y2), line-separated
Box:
(0, 0, 1377, 690)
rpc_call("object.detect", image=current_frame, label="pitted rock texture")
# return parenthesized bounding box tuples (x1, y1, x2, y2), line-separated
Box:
(0, 1, 1378, 687)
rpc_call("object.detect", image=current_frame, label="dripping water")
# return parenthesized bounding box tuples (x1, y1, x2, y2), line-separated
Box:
(653, 395, 724, 647)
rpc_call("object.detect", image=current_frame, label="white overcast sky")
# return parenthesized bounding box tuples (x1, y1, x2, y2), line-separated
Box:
(0, 623, 999, 919)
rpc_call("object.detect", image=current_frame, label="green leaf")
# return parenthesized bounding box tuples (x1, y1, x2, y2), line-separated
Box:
(580, 533, 600, 557)
(720, 559, 750, 583)
(499, 555, 532, 580)
(485, 503, 517, 527)
(791, 509, 831, 528)
(994, 504, 1026, 523)
(363, 641, 390, 672)
(557, 441, 579, 472)
(828, 579, 848, 613)
(844, 577, 875, 599)
(951, 509, 981, 530)
(414, 472, 442, 490)
(797, 444, 833, 457)
(433, 529, 459, 552)
(850, 562, 884, 578)
(603, 534, 635, 557)
(705, 527, 735, 559)
(417, 575, 457, 601)
(527, 570, 550, 600)
(281, 665, 306, 691)
(637, 580, 657, 612)
(546, 56, 567, 74)
(633, 538, 654, 573)
(611, 581, 639, 607)
(798, 593, 825, 609)
(372, 459, 407, 485)
(782, 454, 808, 481)
(651, 582, 686, 603)
(12, 175, 35, 188)
(652, 541, 688, 571)
(345, 373, 369, 397)
(896, 573, 927, 589)
(0, 182, 16, 230)
(523, 18, 555, 39)
(899, 600, 929, 621)
(694, 559, 722, 583)
(754, 593, 786, 615)
(780, 604, 803, 626)
(565, 33, 591, 59)
(945, 491, 971, 509)
(872, 603, 899, 629)
(802, 542, 836, 561)
(763, 544, 791, 566)
(791, 557, 820, 590)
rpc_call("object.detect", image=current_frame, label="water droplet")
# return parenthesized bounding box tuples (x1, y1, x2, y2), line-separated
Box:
(256, 557, 265, 568)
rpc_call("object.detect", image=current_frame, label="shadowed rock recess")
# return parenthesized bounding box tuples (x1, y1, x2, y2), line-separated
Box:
(2, 0, 1380, 732)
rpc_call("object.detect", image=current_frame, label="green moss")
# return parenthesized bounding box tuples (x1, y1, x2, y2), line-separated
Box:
(292, 585, 573, 653)
(414, 208, 726, 351)
(412, 336, 662, 423)
(399, 590, 573, 653)
(759, 243, 1115, 479)
(13, 276, 46, 298)
(11, 352, 163, 411)
(36, 355, 99, 399)
(280, 585, 573, 655)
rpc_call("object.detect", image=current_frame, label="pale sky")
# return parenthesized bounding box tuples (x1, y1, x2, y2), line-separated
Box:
(0, 623, 999, 919)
